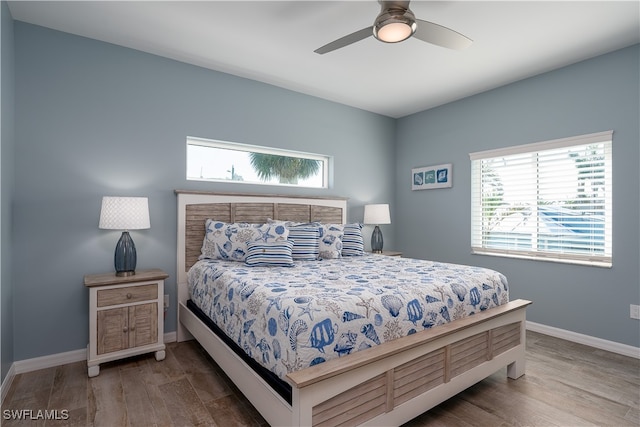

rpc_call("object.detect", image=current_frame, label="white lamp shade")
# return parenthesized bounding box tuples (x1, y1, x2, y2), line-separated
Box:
(364, 204, 391, 225)
(99, 196, 150, 230)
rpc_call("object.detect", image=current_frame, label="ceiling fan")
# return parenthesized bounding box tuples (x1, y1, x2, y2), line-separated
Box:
(314, 0, 472, 54)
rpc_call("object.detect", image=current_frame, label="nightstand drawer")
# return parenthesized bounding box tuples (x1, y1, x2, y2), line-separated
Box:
(97, 283, 158, 307)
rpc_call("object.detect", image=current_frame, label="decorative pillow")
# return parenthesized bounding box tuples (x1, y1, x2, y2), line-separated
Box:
(341, 223, 365, 256)
(200, 220, 289, 261)
(287, 225, 320, 261)
(318, 224, 344, 259)
(245, 240, 294, 267)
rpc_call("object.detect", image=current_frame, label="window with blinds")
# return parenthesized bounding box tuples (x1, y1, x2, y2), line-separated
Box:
(470, 131, 612, 267)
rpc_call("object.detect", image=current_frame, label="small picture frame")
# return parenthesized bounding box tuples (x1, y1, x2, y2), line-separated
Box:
(412, 163, 453, 190)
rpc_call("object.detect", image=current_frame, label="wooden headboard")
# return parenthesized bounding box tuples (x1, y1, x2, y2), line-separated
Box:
(176, 191, 348, 287)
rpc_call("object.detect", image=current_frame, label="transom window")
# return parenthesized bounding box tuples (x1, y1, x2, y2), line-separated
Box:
(470, 131, 612, 267)
(187, 137, 330, 189)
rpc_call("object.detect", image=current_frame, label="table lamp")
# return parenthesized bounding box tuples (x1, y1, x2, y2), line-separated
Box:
(364, 204, 391, 253)
(99, 196, 150, 276)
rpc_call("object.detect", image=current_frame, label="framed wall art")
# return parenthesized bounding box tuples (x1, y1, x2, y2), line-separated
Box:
(412, 163, 452, 190)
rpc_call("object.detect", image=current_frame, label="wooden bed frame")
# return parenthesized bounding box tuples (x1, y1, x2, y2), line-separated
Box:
(175, 190, 531, 427)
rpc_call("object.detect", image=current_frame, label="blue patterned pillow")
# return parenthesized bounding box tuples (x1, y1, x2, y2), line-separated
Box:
(200, 221, 289, 261)
(342, 223, 364, 256)
(287, 225, 320, 261)
(245, 240, 294, 267)
(318, 224, 344, 259)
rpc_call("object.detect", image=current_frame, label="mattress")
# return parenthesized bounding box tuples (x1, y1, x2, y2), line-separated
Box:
(187, 254, 509, 381)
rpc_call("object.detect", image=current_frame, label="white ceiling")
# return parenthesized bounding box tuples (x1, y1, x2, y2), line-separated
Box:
(8, 1, 640, 118)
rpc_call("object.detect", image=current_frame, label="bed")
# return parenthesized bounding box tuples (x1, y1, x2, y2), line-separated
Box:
(176, 190, 531, 427)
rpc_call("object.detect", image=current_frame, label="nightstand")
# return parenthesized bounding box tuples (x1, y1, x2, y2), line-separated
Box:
(369, 250, 403, 257)
(84, 269, 168, 377)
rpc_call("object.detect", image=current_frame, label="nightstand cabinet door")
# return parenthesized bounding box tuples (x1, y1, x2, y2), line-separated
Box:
(97, 307, 128, 354)
(128, 302, 158, 348)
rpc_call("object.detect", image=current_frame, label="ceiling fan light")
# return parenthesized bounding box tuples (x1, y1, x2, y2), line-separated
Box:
(376, 22, 414, 43)
(373, 8, 417, 43)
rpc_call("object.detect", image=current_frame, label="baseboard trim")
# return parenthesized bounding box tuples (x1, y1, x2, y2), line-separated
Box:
(1, 363, 16, 405)
(527, 321, 640, 359)
(14, 348, 87, 375)
(9, 332, 178, 377)
(164, 331, 176, 344)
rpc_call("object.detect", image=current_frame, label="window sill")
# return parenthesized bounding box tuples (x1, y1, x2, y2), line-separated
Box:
(471, 248, 612, 268)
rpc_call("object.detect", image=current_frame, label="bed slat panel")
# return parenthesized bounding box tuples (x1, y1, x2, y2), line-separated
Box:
(450, 332, 490, 378)
(393, 348, 445, 381)
(393, 349, 446, 406)
(312, 373, 387, 427)
(313, 372, 385, 415)
(451, 333, 489, 363)
(491, 322, 521, 356)
(276, 203, 312, 222)
(232, 203, 275, 223)
(394, 363, 445, 392)
(311, 205, 344, 223)
(395, 372, 446, 407)
(320, 394, 387, 427)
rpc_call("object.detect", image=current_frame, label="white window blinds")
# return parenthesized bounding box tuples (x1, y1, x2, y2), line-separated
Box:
(470, 131, 612, 267)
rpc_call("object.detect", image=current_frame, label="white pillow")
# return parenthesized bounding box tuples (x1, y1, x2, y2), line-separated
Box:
(200, 221, 289, 261)
(318, 224, 344, 259)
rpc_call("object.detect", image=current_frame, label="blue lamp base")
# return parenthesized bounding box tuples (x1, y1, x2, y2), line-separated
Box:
(371, 225, 384, 253)
(114, 231, 137, 276)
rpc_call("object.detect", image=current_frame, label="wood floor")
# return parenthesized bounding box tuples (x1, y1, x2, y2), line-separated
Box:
(2, 331, 638, 427)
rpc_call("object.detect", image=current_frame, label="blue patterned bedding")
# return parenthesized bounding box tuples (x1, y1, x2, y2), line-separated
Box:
(188, 254, 509, 380)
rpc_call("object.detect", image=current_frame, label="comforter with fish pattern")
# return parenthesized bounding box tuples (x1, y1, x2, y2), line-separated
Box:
(187, 254, 509, 380)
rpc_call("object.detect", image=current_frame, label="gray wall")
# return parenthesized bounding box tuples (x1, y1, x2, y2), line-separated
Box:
(12, 22, 396, 360)
(395, 45, 640, 348)
(1, 0, 15, 382)
(5, 18, 639, 363)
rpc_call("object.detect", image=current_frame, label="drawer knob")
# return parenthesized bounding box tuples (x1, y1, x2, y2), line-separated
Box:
(126, 293, 132, 299)
(123, 327, 128, 332)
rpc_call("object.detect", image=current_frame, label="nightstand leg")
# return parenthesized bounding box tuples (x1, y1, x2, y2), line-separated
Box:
(88, 365, 100, 377)
(155, 350, 165, 361)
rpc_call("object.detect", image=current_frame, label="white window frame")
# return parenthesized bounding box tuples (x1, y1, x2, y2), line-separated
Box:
(470, 131, 613, 268)
(186, 137, 330, 189)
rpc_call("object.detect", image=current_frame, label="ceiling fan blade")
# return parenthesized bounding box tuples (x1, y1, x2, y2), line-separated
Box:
(413, 19, 472, 50)
(314, 26, 373, 54)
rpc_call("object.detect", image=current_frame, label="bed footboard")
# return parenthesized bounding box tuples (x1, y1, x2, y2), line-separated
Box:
(180, 298, 531, 427)
(287, 299, 530, 427)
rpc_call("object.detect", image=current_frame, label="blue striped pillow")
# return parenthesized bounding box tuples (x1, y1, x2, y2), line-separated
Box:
(342, 223, 364, 256)
(287, 225, 320, 261)
(245, 240, 294, 267)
